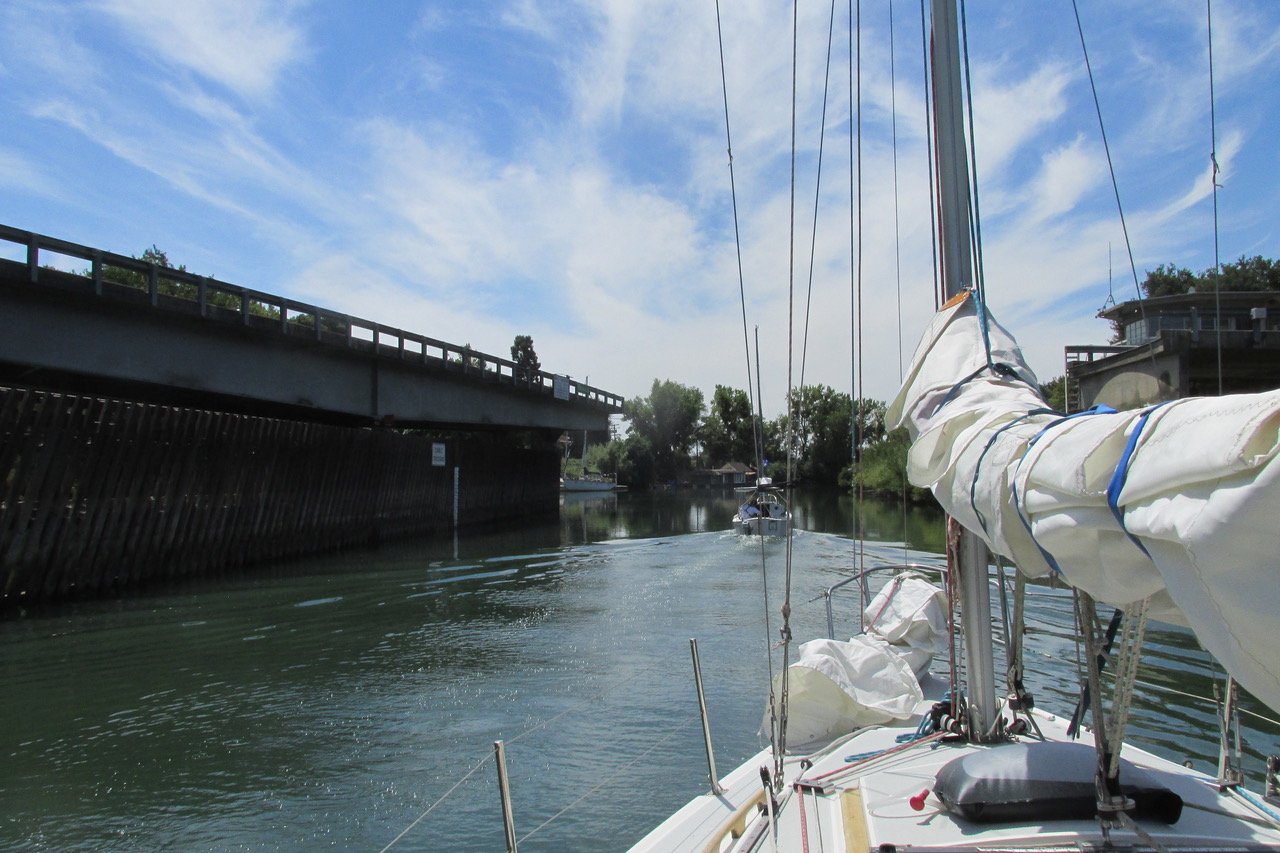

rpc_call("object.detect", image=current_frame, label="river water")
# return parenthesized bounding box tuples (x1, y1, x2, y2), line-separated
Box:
(2, 489, 1276, 851)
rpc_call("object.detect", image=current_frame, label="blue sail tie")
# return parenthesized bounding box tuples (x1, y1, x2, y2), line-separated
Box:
(1105, 402, 1173, 561)
(1008, 405, 1119, 576)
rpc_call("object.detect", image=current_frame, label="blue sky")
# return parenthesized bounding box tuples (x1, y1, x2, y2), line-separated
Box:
(3, 0, 1278, 414)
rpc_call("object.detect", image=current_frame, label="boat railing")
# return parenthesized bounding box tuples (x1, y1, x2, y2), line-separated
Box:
(823, 562, 947, 640)
(824, 561, 1280, 782)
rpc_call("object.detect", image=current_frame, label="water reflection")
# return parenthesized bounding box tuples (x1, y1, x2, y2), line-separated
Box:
(557, 487, 946, 551)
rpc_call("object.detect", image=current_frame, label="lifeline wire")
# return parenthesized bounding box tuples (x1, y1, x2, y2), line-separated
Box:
(377, 752, 494, 853)
(517, 717, 700, 845)
(380, 607, 783, 850)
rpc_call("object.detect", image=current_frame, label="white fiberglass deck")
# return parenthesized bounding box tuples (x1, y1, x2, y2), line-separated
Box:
(629, 699, 1280, 853)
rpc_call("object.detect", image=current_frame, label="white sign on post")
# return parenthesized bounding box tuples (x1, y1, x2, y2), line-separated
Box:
(553, 375, 570, 400)
(432, 443, 447, 466)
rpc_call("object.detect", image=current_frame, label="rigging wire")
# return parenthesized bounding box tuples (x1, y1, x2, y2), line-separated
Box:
(849, 0, 866, 579)
(888, 0, 911, 564)
(713, 0, 762, 469)
(772, 0, 801, 788)
(1207, 0, 1224, 396)
(1072, 0, 1162, 393)
(752, 328, 775, 683)
(713, 0, 779, 762)
(1071, 0, 1141, 300)
(1204, 2, 1242, 782)
(889, 0, 904, 383)
(798, 0, 841, 395)
(957, 0, 987, 302)
(845, 0, 858, 566)
(918, 0, 942, 310)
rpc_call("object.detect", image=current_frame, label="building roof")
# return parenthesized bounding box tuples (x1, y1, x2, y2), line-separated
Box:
(1098, 290, 1280, 323)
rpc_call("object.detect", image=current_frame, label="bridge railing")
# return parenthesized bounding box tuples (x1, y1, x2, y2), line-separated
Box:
(0, 224, 624, 412)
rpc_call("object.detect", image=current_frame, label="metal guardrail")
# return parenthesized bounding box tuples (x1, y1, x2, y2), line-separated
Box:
(0, 224, 625, 412)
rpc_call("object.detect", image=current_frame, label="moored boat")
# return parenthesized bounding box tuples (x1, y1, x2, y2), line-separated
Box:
(561, 472, 618, 492)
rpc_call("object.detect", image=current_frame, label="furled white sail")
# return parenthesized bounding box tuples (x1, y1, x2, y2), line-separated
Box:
(888, 291, 1280, 714)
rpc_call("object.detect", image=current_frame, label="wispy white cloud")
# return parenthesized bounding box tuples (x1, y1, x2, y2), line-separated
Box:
(90, 0, 307, 101)
(1, 1, 101, 90)
(1026, 134, 1106, 224)
(0, 147, 57, 197)
(972, 62, 1073, 181)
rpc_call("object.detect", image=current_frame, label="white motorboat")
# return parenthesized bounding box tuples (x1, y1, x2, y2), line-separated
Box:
(732, 482, 791, 536)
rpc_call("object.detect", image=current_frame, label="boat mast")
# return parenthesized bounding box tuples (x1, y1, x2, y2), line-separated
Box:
(929, 0, 999, 742)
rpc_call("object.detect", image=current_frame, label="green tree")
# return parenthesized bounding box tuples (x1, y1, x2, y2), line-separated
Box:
(619, 434, 655, 489)
(624, 379, 705, 485)
(511, 335, 540, 381)
(699, 385, 756, 467)
(756, 417, 785, 482)
(1208, 255, 1280, 292)
(1139, 263, 1198, 298)
(1140, 255, 1280, 298)
(1040, 375, 1066, 412)
(88, 245, 279, 319)
(852, 398, 887, 451)
(450, 344, 488, 371)
(849, 426, 930, 501)
(777, 385, 854, 485)
(97, 245, 185, 292)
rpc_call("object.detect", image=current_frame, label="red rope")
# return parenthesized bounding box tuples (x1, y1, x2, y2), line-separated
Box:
(797, 784, 810, 853)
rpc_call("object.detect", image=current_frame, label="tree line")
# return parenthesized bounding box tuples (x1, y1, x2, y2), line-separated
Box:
(571, 378, 931, 498)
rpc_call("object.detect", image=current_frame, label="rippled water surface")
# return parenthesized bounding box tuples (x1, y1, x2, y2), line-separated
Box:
(2, 489, 1276, 851)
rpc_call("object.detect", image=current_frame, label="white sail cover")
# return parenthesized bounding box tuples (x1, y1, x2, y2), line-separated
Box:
(774, 636, 924, 748)
(864, 574, 948, 676)
(777, 575, 947, 747)
(888, 291, 1280, 714)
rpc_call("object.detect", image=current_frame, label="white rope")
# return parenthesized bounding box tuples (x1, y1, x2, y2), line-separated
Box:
(1103, 597, 1150, 777)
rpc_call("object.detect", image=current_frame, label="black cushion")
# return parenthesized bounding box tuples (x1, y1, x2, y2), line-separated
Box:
(934, 741, 1183, 824)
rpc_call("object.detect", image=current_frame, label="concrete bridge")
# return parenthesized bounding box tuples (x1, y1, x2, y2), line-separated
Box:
(0, 224, 625, 605)
(0, 224, 623, 433)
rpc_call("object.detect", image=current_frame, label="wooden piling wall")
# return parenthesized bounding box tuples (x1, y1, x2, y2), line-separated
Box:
(0, 385, 559, 604)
